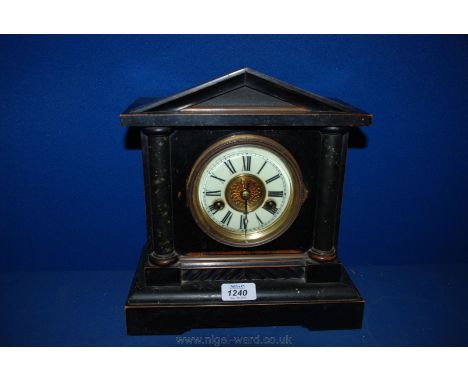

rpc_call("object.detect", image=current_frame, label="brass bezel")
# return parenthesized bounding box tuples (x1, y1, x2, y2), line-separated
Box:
(186, 134, 306, 248)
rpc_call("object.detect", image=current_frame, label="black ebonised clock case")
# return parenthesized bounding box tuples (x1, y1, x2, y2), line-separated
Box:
(120, 68, 372, 334)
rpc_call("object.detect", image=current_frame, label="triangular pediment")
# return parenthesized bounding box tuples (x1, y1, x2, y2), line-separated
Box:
(193, 86, 296, 108)
(121, 68, 372, 128)
(128, 68, 359, 114)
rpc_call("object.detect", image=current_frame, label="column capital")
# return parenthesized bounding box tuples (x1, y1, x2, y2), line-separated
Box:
(319, 126, 348, 134)
(142, 126, 173, 136)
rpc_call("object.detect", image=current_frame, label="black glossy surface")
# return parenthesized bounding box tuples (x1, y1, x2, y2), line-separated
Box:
(171, 129, 323, 253)
(126, 302, 364, 335)
(125, 250, 362, 334)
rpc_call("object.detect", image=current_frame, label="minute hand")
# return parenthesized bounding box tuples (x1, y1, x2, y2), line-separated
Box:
(244, 198, 248, 236)
(243, 183, 249, 236)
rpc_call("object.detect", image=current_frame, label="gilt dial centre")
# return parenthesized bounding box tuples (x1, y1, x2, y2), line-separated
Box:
(225, 174, 266, 213)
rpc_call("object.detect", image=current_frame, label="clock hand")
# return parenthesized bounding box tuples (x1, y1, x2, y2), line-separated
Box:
(243, 181, 249, 237)
(244, 198, 248, 237)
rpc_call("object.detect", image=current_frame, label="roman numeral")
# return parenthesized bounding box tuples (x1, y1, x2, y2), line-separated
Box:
(242, 156, 251, 172)
(210, 174, 226, 183)
(221, 210, 233, 226)
(239, 214, 248, 230)
(224, 159, 236, 174)
(257, 160, 267, 175)
(265, 174, 281, 184)
(268, 191, 284, 198)
(208, 204, 220, 214)
(263, 205, 278, 215)
(255, 213, 263, 225)
(205, 190, 221, 196)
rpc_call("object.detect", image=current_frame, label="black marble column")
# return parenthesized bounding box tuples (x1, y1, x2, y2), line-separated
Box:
(141, 127, 177, 266)
(309, 129, 349, 261)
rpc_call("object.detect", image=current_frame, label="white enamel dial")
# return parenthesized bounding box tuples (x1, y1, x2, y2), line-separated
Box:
(199, 146, 291, 234)
(187, 134, 305, 247)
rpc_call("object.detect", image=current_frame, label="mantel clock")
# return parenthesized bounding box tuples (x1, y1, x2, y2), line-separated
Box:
(120, 68, 372, 334)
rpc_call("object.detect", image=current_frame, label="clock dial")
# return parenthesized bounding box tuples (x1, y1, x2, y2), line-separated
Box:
(200, 147, 289, 233)
(187, 134, 305, 247)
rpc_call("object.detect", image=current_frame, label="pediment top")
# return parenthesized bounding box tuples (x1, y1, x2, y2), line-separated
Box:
(121, 68, 372, 127)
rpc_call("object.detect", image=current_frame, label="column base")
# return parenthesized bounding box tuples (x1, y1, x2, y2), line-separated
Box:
(308, 248, 337, 262)
(149, 251, 179, 267)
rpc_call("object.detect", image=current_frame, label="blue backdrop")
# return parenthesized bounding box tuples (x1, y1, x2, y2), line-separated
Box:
(1, 35, 468, 271)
